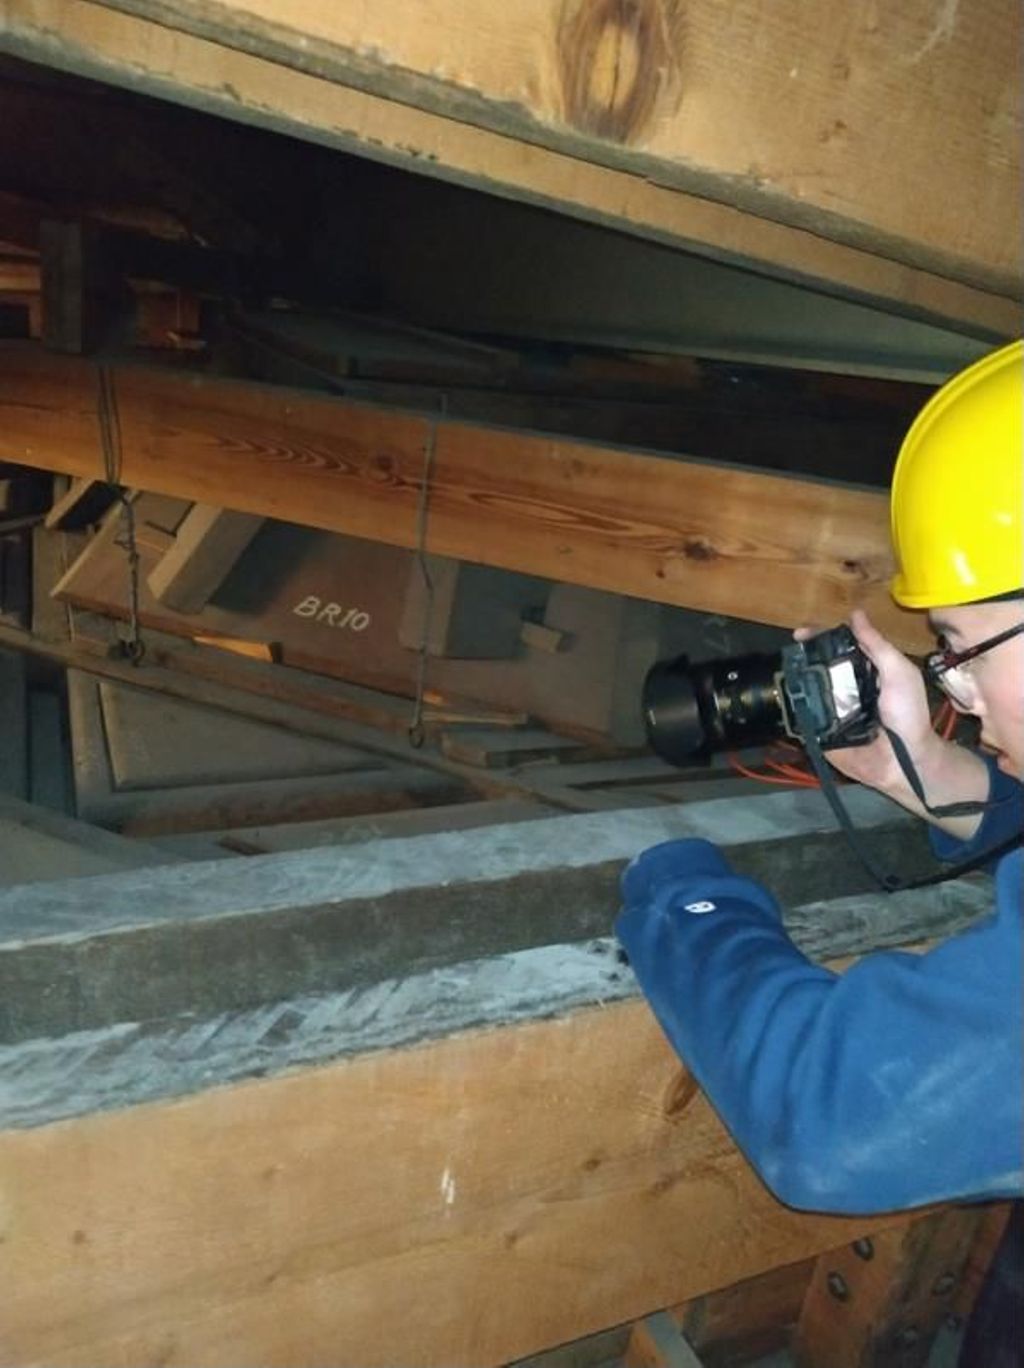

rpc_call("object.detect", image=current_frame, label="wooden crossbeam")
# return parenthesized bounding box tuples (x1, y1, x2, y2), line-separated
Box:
(0, 0, 1016, 336)
(0, 987, 918, 1367)
(0, 345, 931, 651)
(91, 0, 1016, 294)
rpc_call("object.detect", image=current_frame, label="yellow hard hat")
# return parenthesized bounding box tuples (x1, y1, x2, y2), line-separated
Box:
(890, 340, 1023, 608)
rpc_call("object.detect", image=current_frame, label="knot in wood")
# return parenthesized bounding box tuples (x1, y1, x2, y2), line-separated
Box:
(557, 0, 684, 144)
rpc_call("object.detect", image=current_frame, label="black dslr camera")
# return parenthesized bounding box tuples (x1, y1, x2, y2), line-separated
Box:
(643, 625, 880, 765)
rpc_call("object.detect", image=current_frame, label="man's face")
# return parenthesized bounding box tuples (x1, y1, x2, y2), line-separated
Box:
(928, 600, 1024, 780)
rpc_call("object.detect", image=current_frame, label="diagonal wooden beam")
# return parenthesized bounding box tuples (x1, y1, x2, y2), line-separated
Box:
(0, 344, 930, 650)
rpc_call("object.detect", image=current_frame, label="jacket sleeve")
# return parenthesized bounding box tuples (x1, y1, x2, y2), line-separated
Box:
(615, 843, 1023, 1215)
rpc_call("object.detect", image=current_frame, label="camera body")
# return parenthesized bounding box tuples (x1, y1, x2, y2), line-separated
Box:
(643, 624, 879, 766)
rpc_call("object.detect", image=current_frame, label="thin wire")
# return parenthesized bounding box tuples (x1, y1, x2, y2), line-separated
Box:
(96, 365, 145, 665)
(408, 398, 447, 747)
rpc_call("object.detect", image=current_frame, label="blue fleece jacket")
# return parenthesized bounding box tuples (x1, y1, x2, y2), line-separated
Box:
(615, 757, 1023, 1215)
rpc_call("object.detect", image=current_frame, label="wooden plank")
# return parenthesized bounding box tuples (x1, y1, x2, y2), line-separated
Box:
(398, 553, 547, 660)
(0, 990, 921, 1368)
(35, 0, 1024, 298)
(44, 478, 117, 532)
(147, 503, 265, 614)
(55, 519, 659, 744)
(0, 346, 932, 652)
(0, 1, 1016, 337)
(39, 219, 90, 354)
(791, 1208, 987, 1368)
(66, 671, 459, 834)
(0, 646, 28, 799)
(94, 676, 379, 790)
(0, 792, 179, 885)
(96, 767, 470, 837)
(148, 796, 555, 857)
(439, 727, 593, 770)
(625, 1314, 705, 1368)
(676, 1257, 815, 1365)
(0, 617, 553, 810)
(0, 783, 988, 1046)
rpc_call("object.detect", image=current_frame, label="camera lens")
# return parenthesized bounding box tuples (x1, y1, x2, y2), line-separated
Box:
(643, 651, 786, 763)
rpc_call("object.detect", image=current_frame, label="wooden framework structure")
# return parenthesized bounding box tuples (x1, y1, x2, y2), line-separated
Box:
(0, 6, 1020, 1365)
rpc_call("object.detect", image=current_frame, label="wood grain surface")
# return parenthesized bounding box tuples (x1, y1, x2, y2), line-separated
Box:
(0, 0, 1016, 335)
(0, 346, 932, 651)
(0, 997, 912, 1368)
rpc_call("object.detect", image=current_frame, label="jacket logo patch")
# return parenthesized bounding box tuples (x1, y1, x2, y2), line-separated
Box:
(684, 900, 717, 915)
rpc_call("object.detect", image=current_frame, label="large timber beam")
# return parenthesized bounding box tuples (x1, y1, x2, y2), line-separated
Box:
(0, 784, 988, 1044)
(0, 791, 992, 1365)
(0, 345, 931, 651)
(0, 0, 1018, 337)
(0, 990, 919, 1368)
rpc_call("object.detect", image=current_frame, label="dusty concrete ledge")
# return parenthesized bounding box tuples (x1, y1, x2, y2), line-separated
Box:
(0, 789, 968, 1044)
(0, 872, 993, 1130)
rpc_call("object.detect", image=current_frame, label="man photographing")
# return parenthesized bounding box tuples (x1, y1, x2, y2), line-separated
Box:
(617, 342, 1022, 1208)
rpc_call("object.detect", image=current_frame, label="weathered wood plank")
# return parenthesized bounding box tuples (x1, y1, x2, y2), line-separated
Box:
(0, 785, 988, 1044)
(146, 503, 265, 614)
(149, 796, 554, 858)
(35, 0, 1024, 292)
(39, 219, 91, 355)
(0, 0, 1016, 335)
(0, 986, 923, 1368)
(0, 646, 28, 799)
(0, 792, 178, 885)
(0, 346, 931, 650)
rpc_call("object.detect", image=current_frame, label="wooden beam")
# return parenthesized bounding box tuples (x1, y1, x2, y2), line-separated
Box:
(39, 219, 92, 354)
(64, 0, 1024, 294)
(0, 0, 1017, 336)
(0, 990, 922, 1367)
(792, 1208, 989, 1367)
(0, 346, 932, 651)
(44, 477, 116, 531)
(0, 769, 984, 1042)
(675, 1257, 815, 1363)
(625, 1313, 705, 1367)
(146, 503, 265, 614)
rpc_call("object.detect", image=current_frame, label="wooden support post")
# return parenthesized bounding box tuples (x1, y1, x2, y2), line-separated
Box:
(146, 503, 265, 614)
(675, 1257, 816, 1364)
(39, 219, 95, 354)
(0, 646, 28, 799)
(792, 1207, 988, 1368)
(625, 1312, 706, 1368)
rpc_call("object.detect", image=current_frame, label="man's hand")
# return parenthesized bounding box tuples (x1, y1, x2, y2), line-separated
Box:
(796, 610, 989, 837)
(797, 609, 936, 793)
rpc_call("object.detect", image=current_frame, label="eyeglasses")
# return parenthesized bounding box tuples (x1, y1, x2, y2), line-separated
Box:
(925, 621, 1024, 710)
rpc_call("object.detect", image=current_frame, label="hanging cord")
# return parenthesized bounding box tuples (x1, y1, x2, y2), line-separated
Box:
(96, 365, 145, 665)
(408, 398, 447, 748)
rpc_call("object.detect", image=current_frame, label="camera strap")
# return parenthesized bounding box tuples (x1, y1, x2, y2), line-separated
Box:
(791, 697, 1023, 892)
